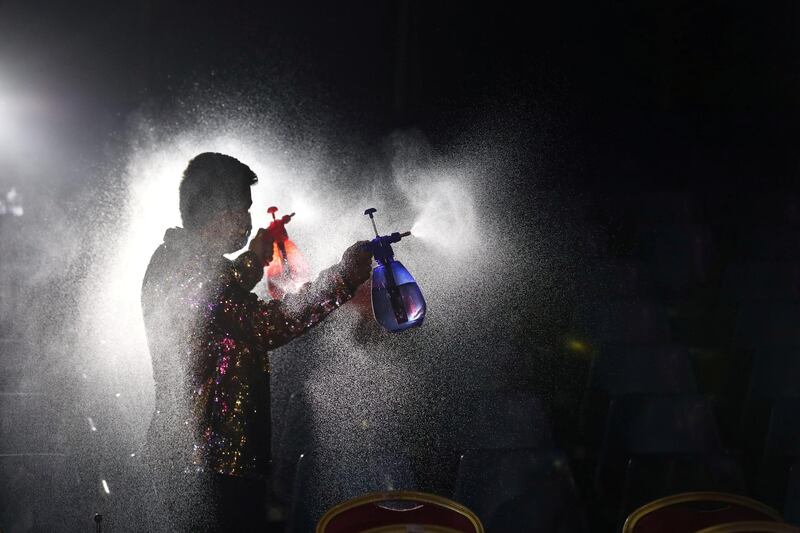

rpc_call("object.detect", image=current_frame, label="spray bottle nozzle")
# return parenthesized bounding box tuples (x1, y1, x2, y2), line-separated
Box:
(362, 207, 426, 332)
(362, 208, 409, 262)
(388, 231, 411, 243)
(266, 207, 296, 243)
(268, 206, 295, 225)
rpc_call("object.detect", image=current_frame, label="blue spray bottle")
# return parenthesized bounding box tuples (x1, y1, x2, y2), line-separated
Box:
(364, 208, 426, 332)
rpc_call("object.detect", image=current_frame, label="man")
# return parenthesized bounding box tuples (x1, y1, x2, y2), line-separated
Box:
(141, 152, 372, 531)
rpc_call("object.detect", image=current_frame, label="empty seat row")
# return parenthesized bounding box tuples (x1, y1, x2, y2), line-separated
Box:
(757, 398, 800, 510)
(273, 389, 554, 506)
(595, 394, 722, 509)
(721, 262, 800, 302)
(0, 453, 84, 532)
(577, 224, 716, 295)
(581, 342, 697, 445)
(287, 448, 588, 533)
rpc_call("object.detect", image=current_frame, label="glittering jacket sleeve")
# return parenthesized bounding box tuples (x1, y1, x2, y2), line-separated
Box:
(226, 250, 356, 350)
(193, 250, 357, 477)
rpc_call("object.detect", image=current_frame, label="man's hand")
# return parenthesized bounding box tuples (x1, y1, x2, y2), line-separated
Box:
(341, 240, 373, 289)
(248, 228, 275, 266)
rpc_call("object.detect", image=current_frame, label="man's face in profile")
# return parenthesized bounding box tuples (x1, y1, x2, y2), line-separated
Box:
(207, 187, 253, 255)
(228, 188, 253, 252)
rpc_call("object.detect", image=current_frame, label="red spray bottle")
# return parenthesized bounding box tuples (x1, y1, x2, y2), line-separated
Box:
(265, 206, 310, 300)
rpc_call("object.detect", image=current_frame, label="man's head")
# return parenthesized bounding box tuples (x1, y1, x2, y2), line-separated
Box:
(179, 152, 257, 253)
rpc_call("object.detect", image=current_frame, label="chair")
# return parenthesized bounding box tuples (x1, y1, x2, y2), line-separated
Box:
(452, 390, 553, 453)
(626, 191, 701, 225)
(618, 453, 747, 526)
(785, 460, 800, 526)
(429, 390, 553, 499)
(596, 395, 721, 506)
(288, 450, 419, 533)
(578, 226, 611, 259)
(721, 262, 800, 302)
(636, 224, 715, 294)
(0, 453, 84, 532)
(571, 299, 671, 346)
(0, 338, 34, 391)
(452, 449, 587, 532)
(0, 392, 64, 453)
(742, 192, 800, 226)
(738, 227, 800, 261)
(622, 492, 784, 533)
(317, 491, 483, 533)
(734, 303, 800, 350)
(758, 398, 800, 509)
(581, 343, 697, 444)
(740, 346, 800, 453)
(578, 260, 655, 299)
(273, 391, 315, 502)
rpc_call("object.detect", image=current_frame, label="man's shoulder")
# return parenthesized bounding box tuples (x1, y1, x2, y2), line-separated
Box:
(142, 242, 172, 286)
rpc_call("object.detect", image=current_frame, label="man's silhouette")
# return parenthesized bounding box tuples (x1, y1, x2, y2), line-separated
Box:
(141, 152, 371, 531)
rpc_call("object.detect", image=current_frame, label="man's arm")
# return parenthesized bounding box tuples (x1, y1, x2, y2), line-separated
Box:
(230, 250, 265, 292)
(223, 240, 372, 351)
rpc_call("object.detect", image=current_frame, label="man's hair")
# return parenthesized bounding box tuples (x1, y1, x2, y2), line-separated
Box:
(179, 152, 258, 229)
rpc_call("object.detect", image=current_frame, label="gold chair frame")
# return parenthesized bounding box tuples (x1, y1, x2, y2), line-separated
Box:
(316, 490, 484, 533)
(622, 491, 784, 533)
(695, 521, 800, 533)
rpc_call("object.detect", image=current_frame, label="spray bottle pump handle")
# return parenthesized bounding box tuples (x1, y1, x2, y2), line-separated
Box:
(364, 207, 379, 237)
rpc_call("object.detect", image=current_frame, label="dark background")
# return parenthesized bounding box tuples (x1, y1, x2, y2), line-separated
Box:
(3, 0, 799, 195)
(3, 1, 800, 531)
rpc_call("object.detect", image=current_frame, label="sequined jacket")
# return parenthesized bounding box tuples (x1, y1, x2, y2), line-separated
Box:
(141, 227, 355, 479)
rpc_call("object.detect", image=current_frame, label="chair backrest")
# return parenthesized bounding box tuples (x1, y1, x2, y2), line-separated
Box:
(0, 453, 83, 532)
(765, 398, 800, 458)
(579, 260, 655, 298)
(0, 392, 63, 453)
(590, 343, 697, 397)
(636, 224, 715, 292)
(740, 347, 800, 453)
(273, 391, 315, 502)
(757, 399, 800, 511)
(453, 390, 552, 452)
(597, 395, 721, 502)
(721, 262, 800, 302)
(601, 394, 721, 456)
(738, 227, 800, 261)
(622, 492, 784, 533)
(317, 491, 483, 533)
(571, 299, 671, 345)
(735, 304, 800, 349)
(741, 193, 800, 226)
(749, 346, 800, 399)
(785, 461, 800, 526)
(582, 344, 697, 445)
(626, 191, 701, 225)
(452, 448, 587, 533)
(619, 453, 747, 525)
(288, 450, 418, 533)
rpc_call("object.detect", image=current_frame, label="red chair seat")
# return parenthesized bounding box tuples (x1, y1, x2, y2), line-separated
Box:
(317, 491, 483, 533)
(623, 492, 784, 533)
